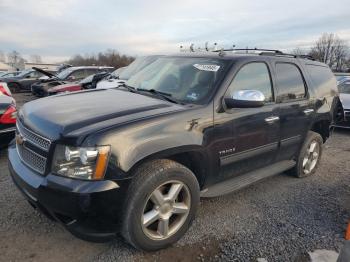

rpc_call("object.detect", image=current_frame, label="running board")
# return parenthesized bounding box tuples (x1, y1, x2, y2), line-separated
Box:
(200, 160, 296, 198)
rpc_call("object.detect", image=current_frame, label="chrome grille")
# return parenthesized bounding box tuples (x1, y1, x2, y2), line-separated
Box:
(17, 121, 51, 151)
(17, 143, 47, 174)
(16, 121, 51, 175)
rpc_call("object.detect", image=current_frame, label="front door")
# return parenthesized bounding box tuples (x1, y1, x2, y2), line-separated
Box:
(216, 61, 280, 181)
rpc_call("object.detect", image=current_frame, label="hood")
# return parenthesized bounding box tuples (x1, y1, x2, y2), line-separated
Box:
(19, 89, 184, 141)
(32, 67, 58, 79)
(340, 93, 350, 109)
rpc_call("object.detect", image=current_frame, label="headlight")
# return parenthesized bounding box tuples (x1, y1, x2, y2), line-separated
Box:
(52, 145, 110, 180)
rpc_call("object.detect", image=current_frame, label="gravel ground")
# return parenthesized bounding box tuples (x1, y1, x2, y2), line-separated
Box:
(0, 93, 349, 262)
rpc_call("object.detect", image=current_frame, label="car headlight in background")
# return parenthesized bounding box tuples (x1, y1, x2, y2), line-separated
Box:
(52, 145, 110, 180)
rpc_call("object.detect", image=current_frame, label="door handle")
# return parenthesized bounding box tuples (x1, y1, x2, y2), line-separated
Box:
(303, 109, 314, 115)
(265, 116, 280, 124)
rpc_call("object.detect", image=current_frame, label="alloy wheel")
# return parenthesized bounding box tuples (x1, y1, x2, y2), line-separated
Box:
(141, 180, 191, 240)
(302, 140, 320, 175)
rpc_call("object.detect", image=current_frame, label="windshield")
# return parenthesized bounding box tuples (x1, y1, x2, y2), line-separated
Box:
(339, 82, 350, 94)
(119, 56, 159, 80)
(56, 67, 75, 79)
(126, 57, 229, 104)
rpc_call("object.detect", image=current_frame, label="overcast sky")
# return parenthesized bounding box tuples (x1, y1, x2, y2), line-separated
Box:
(0, 0, 349, 63)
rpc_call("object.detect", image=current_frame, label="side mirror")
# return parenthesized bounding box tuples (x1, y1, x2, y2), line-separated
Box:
(224, 90, 265, 108)
(25, 75, 31, 79)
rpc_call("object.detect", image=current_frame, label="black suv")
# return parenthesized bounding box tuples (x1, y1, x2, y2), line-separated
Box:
(8, 50, 338, 251)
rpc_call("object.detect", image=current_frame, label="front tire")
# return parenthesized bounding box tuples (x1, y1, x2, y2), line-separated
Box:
(290, 131, 323, 178)
(121, 159, 200, 251)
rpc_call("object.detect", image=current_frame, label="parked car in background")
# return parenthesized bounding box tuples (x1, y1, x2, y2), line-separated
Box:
(0, 92, 16, 147)
(0, 71, 22, 78)
(47, 71, 111, 96)
(334, 78, 350, 128)
(0, 69, 50, 93)
(8, 50, 338, 250)
(31, 66, 114, 97)
(96, 56, 161, 89)
(334, 73, 350, 82)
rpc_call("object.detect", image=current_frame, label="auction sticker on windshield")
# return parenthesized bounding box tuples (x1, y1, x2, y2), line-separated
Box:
(193, 64, 220, 72)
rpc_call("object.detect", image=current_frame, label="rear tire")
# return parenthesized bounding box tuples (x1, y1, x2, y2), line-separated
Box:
(121, 159, 200, 251)
(289, 131, 323, 178)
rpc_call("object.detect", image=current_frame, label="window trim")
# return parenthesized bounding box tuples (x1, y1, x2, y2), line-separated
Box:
(274, 62, 308, 103)
(224, 61, 275, 105)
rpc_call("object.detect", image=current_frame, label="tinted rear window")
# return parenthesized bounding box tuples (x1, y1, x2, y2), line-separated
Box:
(306, 64, 336, 97)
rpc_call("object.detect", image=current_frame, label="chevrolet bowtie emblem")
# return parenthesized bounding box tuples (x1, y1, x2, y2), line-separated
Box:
(16, 134, 25, 145)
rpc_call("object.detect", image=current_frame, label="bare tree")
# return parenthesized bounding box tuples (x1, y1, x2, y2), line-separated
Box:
(67, 49, 134, 68)
(0, 51, 5, 63)
(292, 47, 307, 56)
(30, 54, 42, 63)
(309, 33, 349, 71)
(7, 51, 27, 70)
(7, 51, 21, 69)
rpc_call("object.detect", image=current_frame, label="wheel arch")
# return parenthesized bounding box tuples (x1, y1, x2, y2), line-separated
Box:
(310, 119, 331, 142)
(127, 146, 210, 189)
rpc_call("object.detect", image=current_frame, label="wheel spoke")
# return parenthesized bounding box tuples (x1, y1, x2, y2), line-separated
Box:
(305, 158, 312, 172)
(167, 183, 183, 201)
(157, 218, 169, 237)
(309, 142, 317, 153)
(172, 202, 189, 214)
(143, 209, 160, 227)
(303, 156, 309, 167)
(150, 189, 165, 206)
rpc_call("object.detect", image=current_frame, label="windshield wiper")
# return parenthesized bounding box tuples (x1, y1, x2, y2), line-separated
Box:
(137, 88, 181, 104)
(119, 83, 137, 92)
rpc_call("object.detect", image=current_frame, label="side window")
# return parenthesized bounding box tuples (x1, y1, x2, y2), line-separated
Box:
(226, 62, 273, 102)
(33, 71, 43, 78)
(28, 71, 37, 78)
(275, 63, 306, 102)
(306, 64, 337, 97)
(69, 70, 86, 80)
(86, 69, 99, 76)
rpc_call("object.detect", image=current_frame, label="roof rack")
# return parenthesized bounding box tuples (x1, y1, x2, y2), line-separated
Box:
(179, 44, 315, 60)
(213, 48, 284, 54)
(217, 48, 315, 61)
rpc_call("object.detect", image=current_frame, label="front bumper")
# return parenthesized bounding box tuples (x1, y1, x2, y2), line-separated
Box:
(8, 144, 131, 242)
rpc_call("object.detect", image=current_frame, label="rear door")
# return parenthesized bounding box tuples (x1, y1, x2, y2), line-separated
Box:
(273, 61, 314, 161)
